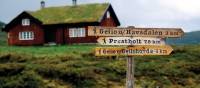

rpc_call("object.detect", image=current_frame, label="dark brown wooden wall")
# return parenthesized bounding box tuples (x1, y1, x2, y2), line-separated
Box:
(100, 14, 117, 27)
(55, 28, 64, 44)
(8, 21, 44, 46)
(65, 14, 117, 44)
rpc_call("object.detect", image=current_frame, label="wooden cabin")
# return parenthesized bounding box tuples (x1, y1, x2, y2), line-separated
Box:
(3, 3, 120, 46)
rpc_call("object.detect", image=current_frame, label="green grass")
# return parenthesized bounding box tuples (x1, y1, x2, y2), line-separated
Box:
(0, 44, 200, 88)
(29, 3, 109, 24)
(0, 45, 95, 57)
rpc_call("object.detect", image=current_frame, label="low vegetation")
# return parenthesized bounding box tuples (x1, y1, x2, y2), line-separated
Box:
(0, 44, 200, 88)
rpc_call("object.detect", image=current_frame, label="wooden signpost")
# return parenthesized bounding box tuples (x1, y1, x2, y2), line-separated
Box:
(88, 26, 184, 88)
(88, 26, 184, 37)
(97, 37, 165, 45)
(95, 45, 173, 56)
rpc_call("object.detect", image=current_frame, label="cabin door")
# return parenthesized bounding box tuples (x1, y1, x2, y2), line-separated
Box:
(44, 29, 56, 43)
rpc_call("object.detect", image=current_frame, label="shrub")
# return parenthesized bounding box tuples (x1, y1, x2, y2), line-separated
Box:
(0, 53, 27, 63)
(35, 64, 97, 87)
(0, 63, 25, 76)
(0, 54, 11, 63)
(0, 71, 43, 88)
(21, 71, 44, 88)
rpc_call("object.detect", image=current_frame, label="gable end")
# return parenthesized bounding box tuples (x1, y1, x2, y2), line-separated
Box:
(98, 4, 120, 26)
(3, 11, 42, 32)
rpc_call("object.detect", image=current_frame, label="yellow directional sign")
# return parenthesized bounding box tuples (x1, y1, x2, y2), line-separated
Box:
(95, 45, 173, 56)
(88, 26, 184, 38)
(97, 37, 165, 45)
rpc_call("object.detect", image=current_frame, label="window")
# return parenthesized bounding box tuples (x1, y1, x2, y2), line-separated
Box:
(69, 28, 85, 37)
(19, 32, 34, 40)
(107, 11, 110, 18)
(22, 19, 30, 26)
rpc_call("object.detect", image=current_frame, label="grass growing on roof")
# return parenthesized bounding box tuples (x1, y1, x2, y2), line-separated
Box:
(29, 3, 109, 24)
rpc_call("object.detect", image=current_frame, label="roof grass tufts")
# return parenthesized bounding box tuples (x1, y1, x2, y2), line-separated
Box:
(28, 3, 109, 24)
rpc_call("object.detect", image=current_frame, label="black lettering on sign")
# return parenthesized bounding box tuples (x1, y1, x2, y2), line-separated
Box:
(170, 31, 178, 35)
(93, 27, 97, 34)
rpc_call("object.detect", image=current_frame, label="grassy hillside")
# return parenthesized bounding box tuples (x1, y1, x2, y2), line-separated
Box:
(167, 31, 200, 44)
(0, 21, 5, 29)
(0, 21, 6, 45)
(0, 30, 6, 46)
(0, 45, 200, 88)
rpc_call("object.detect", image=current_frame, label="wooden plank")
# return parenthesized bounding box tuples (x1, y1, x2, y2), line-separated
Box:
(126, 56, 134, 88)
(88, 26, 184, 38)
(95, 45, 173, 56)
(97, 37, 165, 45)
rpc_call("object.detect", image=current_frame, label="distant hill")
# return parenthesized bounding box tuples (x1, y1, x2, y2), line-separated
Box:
(167, 31, 200, 44)
(0, 21, 6, 45)
(0, 21, 5, 30)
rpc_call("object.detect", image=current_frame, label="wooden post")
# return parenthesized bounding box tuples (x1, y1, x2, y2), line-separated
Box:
(126, 56, 134, 88)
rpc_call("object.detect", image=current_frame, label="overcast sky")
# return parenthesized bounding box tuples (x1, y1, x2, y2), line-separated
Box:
(1, 0, 200, 32)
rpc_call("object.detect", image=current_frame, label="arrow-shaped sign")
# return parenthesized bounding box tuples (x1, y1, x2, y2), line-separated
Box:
(95, 45, 173, 56)
(97, 37, 165, 45)
(88, 26, 184, 38)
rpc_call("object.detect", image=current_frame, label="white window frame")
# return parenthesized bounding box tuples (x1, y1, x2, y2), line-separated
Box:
(69, 28, 85, 37)
(80, 28, 86, 37)
(19, 31, 34, 40)
(22, 19, 30, 26)
(107, 11, 110, 18)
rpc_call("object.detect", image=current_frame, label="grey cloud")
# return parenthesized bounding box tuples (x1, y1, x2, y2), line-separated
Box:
(0, 0, 199, 32)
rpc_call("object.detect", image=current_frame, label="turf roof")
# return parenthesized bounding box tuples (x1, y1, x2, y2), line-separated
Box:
(28, 3, 110, 24)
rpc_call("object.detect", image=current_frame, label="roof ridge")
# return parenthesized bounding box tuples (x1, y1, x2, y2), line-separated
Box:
(24, 10, 34, 13)
(35, 3, 110, 11)
(98, 3, 110, 22)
